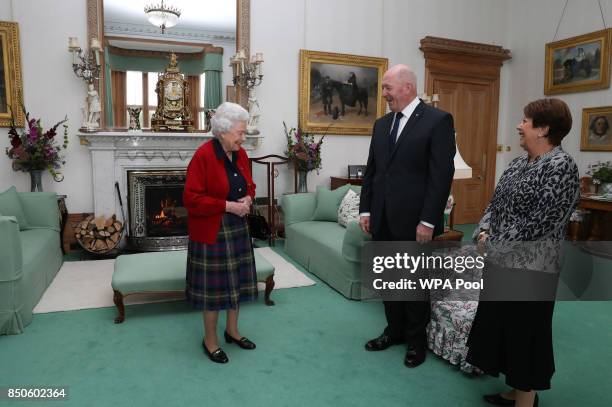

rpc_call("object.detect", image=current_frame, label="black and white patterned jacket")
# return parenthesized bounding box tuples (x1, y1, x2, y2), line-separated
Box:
(474, 146, 580, 272)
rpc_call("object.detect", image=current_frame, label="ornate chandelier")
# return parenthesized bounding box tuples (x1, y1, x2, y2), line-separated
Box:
(144, 0, 181, 34)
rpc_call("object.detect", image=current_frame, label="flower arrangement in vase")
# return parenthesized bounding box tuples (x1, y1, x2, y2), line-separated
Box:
(5, 106, 69, 190)
(283, 122, 327, 192)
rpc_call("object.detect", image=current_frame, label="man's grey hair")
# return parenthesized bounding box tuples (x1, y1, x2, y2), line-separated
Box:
(211, 102, 249, 137)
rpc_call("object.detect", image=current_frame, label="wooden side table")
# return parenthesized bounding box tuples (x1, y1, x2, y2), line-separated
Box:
(330, 176, 363, 190)
(578, 196, 612, 240)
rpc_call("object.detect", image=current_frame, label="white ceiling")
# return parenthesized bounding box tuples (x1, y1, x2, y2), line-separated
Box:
(104, 0, 236, 33)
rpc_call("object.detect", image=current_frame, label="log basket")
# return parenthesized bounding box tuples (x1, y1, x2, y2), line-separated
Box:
(74, 214, 124, 255)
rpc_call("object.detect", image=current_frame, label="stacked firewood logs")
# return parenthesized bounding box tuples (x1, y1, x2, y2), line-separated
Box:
(74, 214, 123, 253)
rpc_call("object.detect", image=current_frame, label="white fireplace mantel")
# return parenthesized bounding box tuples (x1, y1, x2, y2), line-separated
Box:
(78, 131, 263, 218)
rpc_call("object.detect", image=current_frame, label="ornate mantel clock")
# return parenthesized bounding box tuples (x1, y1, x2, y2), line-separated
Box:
(151, 53, 193, 132)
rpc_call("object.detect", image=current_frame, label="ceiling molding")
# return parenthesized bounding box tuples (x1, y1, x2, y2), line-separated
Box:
(104, 21, 236, 46)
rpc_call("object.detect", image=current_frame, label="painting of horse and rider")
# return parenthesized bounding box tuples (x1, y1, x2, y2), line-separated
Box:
(300, 50, 388, 135)
(545, 29, 611, 95)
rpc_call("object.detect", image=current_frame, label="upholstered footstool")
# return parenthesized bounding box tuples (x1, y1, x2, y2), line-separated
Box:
(112, 250, 275, 323)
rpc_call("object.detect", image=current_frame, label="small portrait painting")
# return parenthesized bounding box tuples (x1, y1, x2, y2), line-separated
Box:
(581, 106, 612, 151)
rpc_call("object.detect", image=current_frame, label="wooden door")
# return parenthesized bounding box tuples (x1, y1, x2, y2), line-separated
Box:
(420, 37, 511, 224)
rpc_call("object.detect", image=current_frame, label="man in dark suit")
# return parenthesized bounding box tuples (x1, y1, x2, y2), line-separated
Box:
(359, 64, 455, 367)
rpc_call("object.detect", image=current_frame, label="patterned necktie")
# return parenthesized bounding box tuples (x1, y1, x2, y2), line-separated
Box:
(389, 112, 403, 154)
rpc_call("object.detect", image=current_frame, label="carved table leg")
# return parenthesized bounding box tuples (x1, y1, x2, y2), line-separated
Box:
(264, 275, 275, 306)
(113, 290, 125, 323)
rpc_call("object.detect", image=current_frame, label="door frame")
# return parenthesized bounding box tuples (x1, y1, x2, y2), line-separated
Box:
(420, 36, 511, 221)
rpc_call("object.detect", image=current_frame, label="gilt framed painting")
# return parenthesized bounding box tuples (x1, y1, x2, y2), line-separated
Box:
(544, 29, 611, 95)
(299, 50, 388, 136)
(0, 21, 24, 127)
(581, 106, 612, 151)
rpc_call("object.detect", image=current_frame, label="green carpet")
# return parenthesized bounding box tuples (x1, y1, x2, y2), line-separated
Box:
(1, 243, 611, 406)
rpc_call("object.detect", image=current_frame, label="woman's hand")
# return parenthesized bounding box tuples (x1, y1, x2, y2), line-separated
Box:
(226, 201, 250, 217)
(237, 195, 252, 207)
(477, 231, 489, 254)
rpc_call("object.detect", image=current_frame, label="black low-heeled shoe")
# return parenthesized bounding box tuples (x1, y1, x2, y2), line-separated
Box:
(202, 340, 229, 363)
(483, 393, 538, 406)
(224, 331, 256, 349)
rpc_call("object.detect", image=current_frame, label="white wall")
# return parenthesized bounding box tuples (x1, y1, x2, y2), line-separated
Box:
(5, 0, 605, 215)
(503, 0, 612, 175)
(252, 0, 511, 195)
(0, 1, 233, 213)
(1, 0, 89, 212)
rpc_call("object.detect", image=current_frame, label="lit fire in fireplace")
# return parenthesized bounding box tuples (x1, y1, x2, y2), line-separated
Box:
(153, 197, 177, 226)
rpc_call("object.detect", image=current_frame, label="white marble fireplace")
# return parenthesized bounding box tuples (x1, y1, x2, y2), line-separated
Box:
(78, 131, 262, 248)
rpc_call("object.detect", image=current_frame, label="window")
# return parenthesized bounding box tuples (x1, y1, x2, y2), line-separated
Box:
(147, 71, 158, 125)
(198, 73, 206, 128)
(126, 71, 144, 127)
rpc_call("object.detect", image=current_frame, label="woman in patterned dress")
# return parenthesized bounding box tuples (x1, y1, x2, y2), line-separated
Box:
(183, 102, 258, 364)
(467, 98, 580, 406)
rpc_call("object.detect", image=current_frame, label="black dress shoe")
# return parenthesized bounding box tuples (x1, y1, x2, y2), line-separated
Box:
(365, 332, 400, 351)
(202, 341, 229, 363)
(224, 331, 256, 349)
(404, 346, 426, 368)
(483, 393, 538, 406)
(483, 394, 514, 406)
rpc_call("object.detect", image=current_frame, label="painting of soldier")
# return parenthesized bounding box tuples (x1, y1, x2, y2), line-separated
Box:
(300, 50, 387, 135)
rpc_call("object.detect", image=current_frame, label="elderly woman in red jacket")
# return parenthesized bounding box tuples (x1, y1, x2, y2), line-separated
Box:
(183, 102, 257, 364)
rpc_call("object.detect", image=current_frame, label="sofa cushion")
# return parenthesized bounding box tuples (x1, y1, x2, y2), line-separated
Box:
(311, 184, 350, 222)
(338, 189, 361, 227)
(0, 186, 29, 230)
(287, 221, 346, 255)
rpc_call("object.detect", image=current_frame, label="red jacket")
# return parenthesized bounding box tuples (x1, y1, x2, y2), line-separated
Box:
(183, 140, 256, 244)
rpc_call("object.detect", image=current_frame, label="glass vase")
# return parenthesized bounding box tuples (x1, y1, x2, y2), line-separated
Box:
(30, 169, 43, 192)
(297, 170, 309, 193)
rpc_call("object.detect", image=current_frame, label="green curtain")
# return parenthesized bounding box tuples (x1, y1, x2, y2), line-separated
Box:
(104, 47, 114, 126)
(107, 51, 222, 76)
(106, 49, 224, 111)
(203, 53, 223, 109)
(204, 71, 221, 109)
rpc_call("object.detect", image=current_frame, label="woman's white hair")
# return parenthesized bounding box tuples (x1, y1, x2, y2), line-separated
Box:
(210, 102, 249, 137)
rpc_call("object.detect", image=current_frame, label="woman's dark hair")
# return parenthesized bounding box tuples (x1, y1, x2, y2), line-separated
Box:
(523, 98, 572, 146)
(589, 115, 610, 136)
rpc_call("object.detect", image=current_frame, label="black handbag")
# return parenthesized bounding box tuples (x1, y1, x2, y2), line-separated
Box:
(246, 206, 271, 240)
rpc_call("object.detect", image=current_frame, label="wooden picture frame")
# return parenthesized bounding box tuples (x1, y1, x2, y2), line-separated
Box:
(544, 29, 611, 95)
(0, 21, 24, 127)
(299, 49, 388, 136)
(581, 106, 612, 151)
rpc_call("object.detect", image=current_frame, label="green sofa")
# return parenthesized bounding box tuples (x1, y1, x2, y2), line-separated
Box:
(0, 187, 63, 335)
(281, 185, 370, 299)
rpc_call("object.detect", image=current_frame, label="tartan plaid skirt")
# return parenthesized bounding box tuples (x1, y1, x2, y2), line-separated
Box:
(185, 214, 258, 311)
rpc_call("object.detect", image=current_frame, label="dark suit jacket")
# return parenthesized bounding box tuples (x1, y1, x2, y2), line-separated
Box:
(359, 101, 456, 240)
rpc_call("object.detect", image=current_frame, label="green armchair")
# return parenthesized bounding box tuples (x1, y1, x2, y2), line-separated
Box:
(0, 187, 63, 335)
